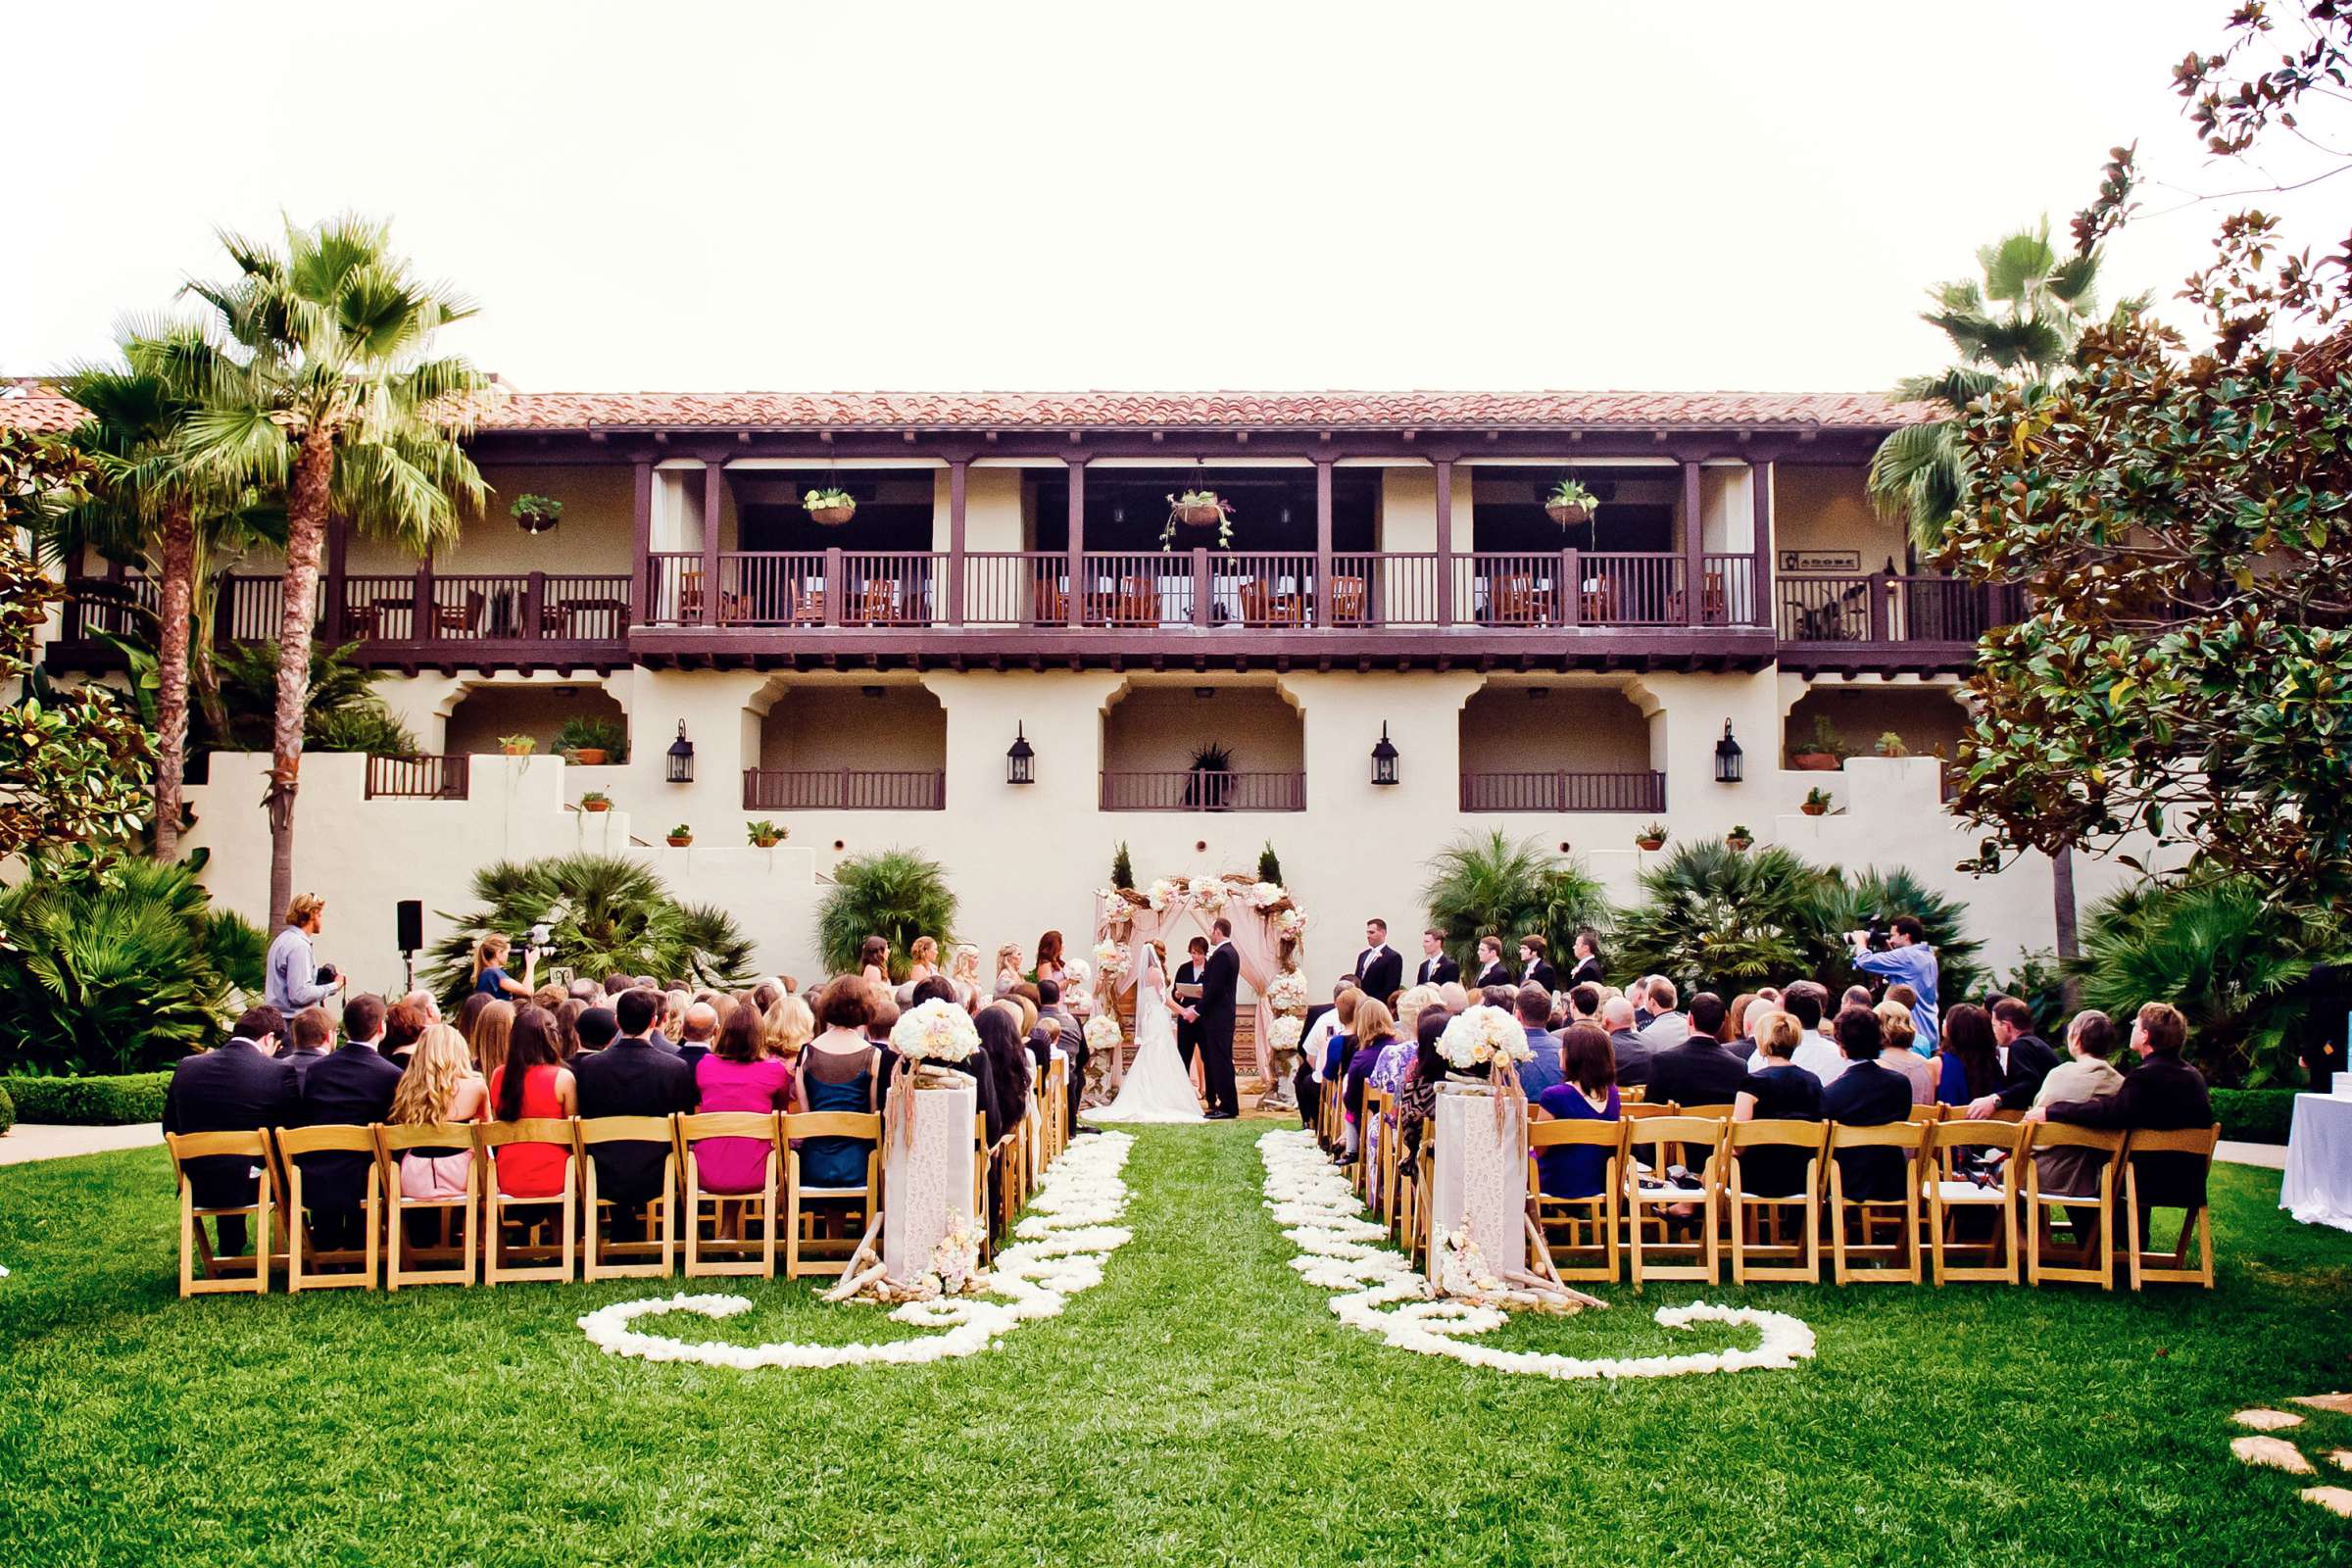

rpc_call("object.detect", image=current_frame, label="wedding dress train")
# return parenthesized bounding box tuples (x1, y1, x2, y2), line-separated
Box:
(1084, 946, 1204, 1124)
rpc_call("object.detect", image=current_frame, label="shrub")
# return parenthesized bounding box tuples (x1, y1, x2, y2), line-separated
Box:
(554, 714, 629, 762)
(1421, 830, 1610, 974)
(307, 702, 417, 757)
(1613, 841, 1816, 997)
(0, 860, 237, 1074)
(1257, 842, 1283, 885)
(1110, 841, 1134, 891)
(816, 849, 957, 982)
(1799, 866, 1984, 1006)
(0, 1072, 172, 1125)
(2211, 1088, 2296, 1145)
(0, 1082, 13, 1136)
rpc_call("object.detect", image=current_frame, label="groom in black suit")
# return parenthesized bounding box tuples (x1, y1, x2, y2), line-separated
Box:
(1189, 917, 1242, 1119)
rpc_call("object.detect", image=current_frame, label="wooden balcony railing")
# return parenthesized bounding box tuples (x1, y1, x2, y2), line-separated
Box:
(1459, 771, 1666, 812)
(366, 753, 469, 800)
(1777, 574, 2024, 644)
(1099, 770, 1307, 811)
(741, 768, 945, 810)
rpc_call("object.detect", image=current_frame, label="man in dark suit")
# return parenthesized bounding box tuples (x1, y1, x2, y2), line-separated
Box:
(1568, 929, 1606, 991)
(576, 1005, 619, 1056)
(1413, 928, 1459, 989)
(1354, 919, 1402, 1004)
(292, 993, 404, 1251)
(1600, 997, 1653, 1088)
(1187, 917, 1242, 1118)
(2027, 1001, 2215, 1210)
(162, 1004, 295, 1257)
(1172, 937, 1210, 1074)
(1471, 934, 1510, 992)
(572, 988, 699, 1229)
(276, 1004, 333, 1086)
(1820, 1005, 1914, 1200)
(1645, 994, 1745, 1107)
(1967, 997, 2062, 1117)
(675, 1001, 719, 1071)
(1518, 935, 1558, 993)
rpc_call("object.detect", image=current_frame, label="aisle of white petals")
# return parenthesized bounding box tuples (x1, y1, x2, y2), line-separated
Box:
(577, 1130, 1135, 1371)
(1258, 1128, 1817, 1382)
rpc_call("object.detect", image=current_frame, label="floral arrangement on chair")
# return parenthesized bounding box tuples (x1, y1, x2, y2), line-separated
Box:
(1437, 1004, 1534, 1074)
(890, 999, 981, 1066)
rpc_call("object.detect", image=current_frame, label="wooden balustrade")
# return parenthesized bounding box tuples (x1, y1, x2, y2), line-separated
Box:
(1459, 771, 1667, 813)
(1098, 771, 1307, 812)
(741, 768, 946, 810)
(365, 754, 469, 800)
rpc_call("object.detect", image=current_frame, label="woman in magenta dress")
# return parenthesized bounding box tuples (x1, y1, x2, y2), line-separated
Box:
(693, 1004, 797, 1193)
(483, 1004, 576, 1199)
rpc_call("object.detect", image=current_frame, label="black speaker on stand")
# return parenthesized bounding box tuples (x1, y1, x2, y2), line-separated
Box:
(396, 899, 423, 995)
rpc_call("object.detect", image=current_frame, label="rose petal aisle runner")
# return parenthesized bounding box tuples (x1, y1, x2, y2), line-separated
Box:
(577, 1130, 1135, 1371)
(1258, 1129, 1816, 1382)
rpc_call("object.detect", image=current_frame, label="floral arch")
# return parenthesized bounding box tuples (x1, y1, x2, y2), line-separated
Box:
(1091, 874, 1312, 1101)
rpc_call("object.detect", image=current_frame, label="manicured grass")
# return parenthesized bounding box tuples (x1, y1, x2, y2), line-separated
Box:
(3, 1125, 2351, 1565)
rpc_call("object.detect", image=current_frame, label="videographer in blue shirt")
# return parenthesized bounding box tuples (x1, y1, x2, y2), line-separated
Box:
(1848, 915, 1937, 1054)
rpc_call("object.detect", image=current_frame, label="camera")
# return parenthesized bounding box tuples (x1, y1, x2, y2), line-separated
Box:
(1845, 914, 1891, 953)
(522, 922, 554, 959)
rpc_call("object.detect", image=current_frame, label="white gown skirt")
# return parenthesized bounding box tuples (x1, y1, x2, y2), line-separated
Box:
(1085, 991, 1204, 1124)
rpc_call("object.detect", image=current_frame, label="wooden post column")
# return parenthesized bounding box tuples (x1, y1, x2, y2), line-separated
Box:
(1064, 456, 1087, 630)
(700, 460, 725, 628)
(630, 458, 653, 625)
(1434, 457, 1455, 627)
(1313, 458, 1334, 628)
(1751, 460, 1775, 634)
(1682, 460, 1705, 627)
(323, 514, 350, 643)
(946, 457, 969, 626)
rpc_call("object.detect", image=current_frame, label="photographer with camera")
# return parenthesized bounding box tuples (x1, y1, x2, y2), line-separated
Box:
(469, 929, 546, 1000)
(1846, 914, 1938, 1054)
(265, 893, 346, 1014)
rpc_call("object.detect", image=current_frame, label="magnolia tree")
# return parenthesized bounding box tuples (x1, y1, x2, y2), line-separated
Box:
(1943, 1, 2352, 914)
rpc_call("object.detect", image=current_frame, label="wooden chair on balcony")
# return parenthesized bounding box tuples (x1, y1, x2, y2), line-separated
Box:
(1237, 580, 1298, 627)
(676, 572, 705, 623)
(433, 589, 486, 636)
(1110, 575, 1158, 626)
(1325, 574, 1367, 626)
(854, 578, 899, 626)
(790, 584, 828, 624)
(1491, 574, 1549, 625)
(1581, 577, 1614, 623)
(1032, 576, 1068, 626)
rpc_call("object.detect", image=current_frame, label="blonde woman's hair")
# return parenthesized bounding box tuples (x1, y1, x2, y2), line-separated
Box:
(762, 992, 815, 1058)
(389, 1024, 477, 1125)
(470, 933, 510, 987)
(1352, 997, 1398, 1044)
(950, 944, 982, 984)
(1753, 1008, 1803, 1060)
(996, 943, 1024, 976)
(1874, 1001, 1916, 1054)
(470, 1000, 516, 1084)
(1392, 984, 1443, 1039)
(909, 936, 939, 964)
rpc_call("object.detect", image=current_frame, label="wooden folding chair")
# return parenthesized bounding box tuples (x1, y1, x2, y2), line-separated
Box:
(474, 1119, 578, 1285)
(1325, 575, 1367, 626)
(1725, 1120, 1827, 1284)
(2123, 1124, 2221, 1290)
(275, 1125, 381, 1293)
(374, 1122, 478, 1290)
(783, 1111, 881, 1278)
(165, 1130, 274, 1298)
(1926, 1120, 2024, 1286)
(1906, 1103, 1945, 1125)
(1619, 1086, 1646, 1105)
(675, 1112, 778, 1278)
(1826, 1120, 1926, 1285)
(1031, 576, 1067, 625)
(577, 1115, 680, 1280)
(1492, 573, 1546, 624)
(2023, 1121, 2125, 1289)
(1528, 1119, 1625, 1283)
(1621, 1101, 1678, 1121)
(1624, 1115, 1723, 1289)
(855, 578, 898, 626)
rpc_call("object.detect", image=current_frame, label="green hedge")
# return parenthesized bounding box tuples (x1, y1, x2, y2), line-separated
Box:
(0, 1072, 171, 1126)
(2211, 1088, 2297, 1145)
(0, 1082, 13, 1137)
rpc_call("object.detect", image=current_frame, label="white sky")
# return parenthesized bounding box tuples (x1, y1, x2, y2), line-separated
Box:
(7, 0, 2342, 396)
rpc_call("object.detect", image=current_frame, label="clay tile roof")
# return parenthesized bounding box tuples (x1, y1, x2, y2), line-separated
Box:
(0, 393, 86, 433)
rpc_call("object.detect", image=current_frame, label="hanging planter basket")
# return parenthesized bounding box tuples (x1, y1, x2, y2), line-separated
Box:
(804, 488, 858, 526)
(510, 494, 564, 535)
(1175, 500, 1225, 527)
(809, 504, 856, 526)
(1544, 502, 1592, 527)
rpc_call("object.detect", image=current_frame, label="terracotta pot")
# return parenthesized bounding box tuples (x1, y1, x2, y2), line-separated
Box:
(1545, 502, 1592, 526)
(1636, 836, 1665, 852)
(1800, 803, 1827, 816)
(1175, 501, 1224, 527)
(571, 748, 607, 766)
(1790, 752, 1841, 771)
(501, 743, 533, 757)
(667, 835, 692, 847)
(514, 513, 559, 535)
(1727, 835, 1752, 850)
(808, 504, 856, 526)
(583, 800, 611, 813)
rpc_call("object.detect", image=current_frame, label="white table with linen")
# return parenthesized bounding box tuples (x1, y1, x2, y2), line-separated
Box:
(2280, 1092, 2352, 1232)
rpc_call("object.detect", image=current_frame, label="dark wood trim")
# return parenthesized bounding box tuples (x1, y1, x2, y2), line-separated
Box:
(630, 459, 653, 624)
(1682, 460, 1704, 628)
(1751, 460, 1774, 634)
(700, 461, 723, 629)
(1064, 456, 1086, 630)
(1434, 458, 1454, 627)
(946, 458, 968, 625)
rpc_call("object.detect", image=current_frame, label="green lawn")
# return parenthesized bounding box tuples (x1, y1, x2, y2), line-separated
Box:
(3, 1123, 2351, 1566)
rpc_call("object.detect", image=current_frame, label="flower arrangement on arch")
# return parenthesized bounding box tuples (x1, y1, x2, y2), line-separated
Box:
(1083, 1012, 1124, 1053)
(1188, 875, 1230, 912)
(1146, 878, 1180, 912)
(1267, 1014, 1304, 1053)
(1092, 938, 1128, 984)
(1437, 1004, 1534, 1073)
(1249, 881, 1288, 909)
(1273, 907, 1309, 941)
(1264, 969, 1310, 1015)
(890, 999, 981, 1064)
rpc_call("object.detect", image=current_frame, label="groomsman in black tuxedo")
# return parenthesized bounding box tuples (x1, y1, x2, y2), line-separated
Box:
(1414, 927, 1459, 988)
(1354, 918, 1403, 1003)
(1172, 936, 1209, 1073)
(1568, 929, 1607, 990)
(1472, 934, 1510, 991)
(1518, 934, 1558, 992)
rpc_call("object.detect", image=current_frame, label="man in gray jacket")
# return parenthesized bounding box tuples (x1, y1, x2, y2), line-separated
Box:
(266, 893, 344, 1013)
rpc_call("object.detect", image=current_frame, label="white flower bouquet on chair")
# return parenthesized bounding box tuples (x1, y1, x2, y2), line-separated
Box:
(891, 999, 981, 1067)
(1437, 1004, 1533, 1075)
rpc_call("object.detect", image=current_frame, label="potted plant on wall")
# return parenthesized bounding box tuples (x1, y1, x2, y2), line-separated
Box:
(498, 734, 537, 757)
(1185, 741, 1235, 811)
(510, 493, 564, 535)
(1545, 477, 1599, 527)
(1635, 822, 1668, 852)
(804, 485, 857, 526)
(747, 819, 787, 848)
(1875, 731, 1909, 759)
(1801, 787, 1833, 816)
(1790, 713, 1850, 772)
(554, 715, 627, 767)
(580, 790, 612, 813)
(666, 823, 694, 847)
(1161, 490, 1235, 551)
(1726, 824, 1754, 851)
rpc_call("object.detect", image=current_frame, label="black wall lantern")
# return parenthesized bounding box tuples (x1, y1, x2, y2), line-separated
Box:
(1714, 719, 1743, 784)
(1370, 722, 1400, 786)
(1006, 723, 1036, 785)
(666, 722, 695, 783)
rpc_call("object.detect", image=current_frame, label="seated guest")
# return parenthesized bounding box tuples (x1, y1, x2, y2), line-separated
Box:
(1636, 977, 1688, 1054)
(797, 979, 887, 1186)
(1296, 980, 1356, 1128)
(277, 1004, 334, 1086)
(484, 1006, 577, 1200)
(565, 977, 602, 1004)
(399, 989, 442, 1025)
(1820, 1005, 1913, 1201)
(1566, 983, 1602, 1028)
(1884, 983, 1926, 1054)
(1395, 1008, 1451, 1161)
(385, 1022, 488, 1200)
(1648, 993, 1746, 1107)
(553, 998, 587, 1061)
(690, 1003, 798, 1194)
(163, 1004, 295, 1255)
(1935, 1004, 2002, 1107)
(1437, 981, 1471, 1014)
(1841, 984, 1875, 1013)
(571, 989, 697, 1216)
(762, 992, 816, 1066)
(1724, 993, 1763, 1059)
(654, 990, 687, 1052)
(1534, 1023, 1622, 1200)
(1342, 997, 1399, 1156)
(1781, 983, 1849, 1088)
(292, 993, 405, 1249)
(973, 1005, 1032, 1152)
(1365, 998, 1415, 1110)
(383, 998, 430, 1069)
(1966, 997, 2061, 1118)
(576, 1006, 619, 1055)
(676, 1002, 720, 1069)
(1873, 1003, 1937, 1104)
(2026, 1002, 2214, 1211)
(2027, 1008, 2125, 1196)
(455, 991, 493, 1048)
(469, 999, 515, 1083)
(604, 972, 633, 998)
(1515, 984, 1564, 1099)
(1602, 997, 1652, 1089)
(1393, 984, 1445, 1041)
(1732, 1009, 1823, 1197)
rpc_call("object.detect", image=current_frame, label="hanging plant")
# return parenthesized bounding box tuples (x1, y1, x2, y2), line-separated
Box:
(1160, 490, 1235, 551)
(804, 486, 858, 526)
(511, 493, 564, 535)
(1545, 478, 1598, 528)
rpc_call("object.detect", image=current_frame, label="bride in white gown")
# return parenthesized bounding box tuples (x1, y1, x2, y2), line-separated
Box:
(1084, 940, 1204, 1124)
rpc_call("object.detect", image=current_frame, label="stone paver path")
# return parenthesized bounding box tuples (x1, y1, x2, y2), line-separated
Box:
(0, 1123, 162, 1167)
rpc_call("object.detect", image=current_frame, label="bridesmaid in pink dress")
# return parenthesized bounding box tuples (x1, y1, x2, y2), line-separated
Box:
(692, 1005, 796, 1193)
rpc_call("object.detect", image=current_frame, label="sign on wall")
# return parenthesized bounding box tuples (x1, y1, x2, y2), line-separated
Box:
(1781, 550, 1862, 572)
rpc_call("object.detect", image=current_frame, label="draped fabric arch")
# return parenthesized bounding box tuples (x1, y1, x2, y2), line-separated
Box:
(1093, 878, 1308, 1087)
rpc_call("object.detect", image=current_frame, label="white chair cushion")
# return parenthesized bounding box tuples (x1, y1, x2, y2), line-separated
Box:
(1934, 1180, 2008, 1203)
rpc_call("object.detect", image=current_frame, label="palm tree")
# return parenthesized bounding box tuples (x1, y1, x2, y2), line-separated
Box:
(1613, 841, 1822, 998)
(1797, 865, 1984, 1006)
(1420, 830, 1609, 971)
(175, 216, 487, 919)
(815, 849, 958, 981)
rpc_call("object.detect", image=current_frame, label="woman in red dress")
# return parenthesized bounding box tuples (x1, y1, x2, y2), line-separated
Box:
(484, 1004, 577, 1198)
